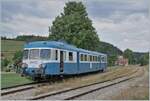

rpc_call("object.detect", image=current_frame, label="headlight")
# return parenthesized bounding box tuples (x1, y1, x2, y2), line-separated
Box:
(22, 63, 28, 68)
(39, 64, 46, 68)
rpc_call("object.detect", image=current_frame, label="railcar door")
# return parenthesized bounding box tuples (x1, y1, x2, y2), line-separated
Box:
(60, 51, 64, 72)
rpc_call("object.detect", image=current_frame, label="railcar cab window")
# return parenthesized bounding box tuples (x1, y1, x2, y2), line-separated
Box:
(23, 50, 29, 59)
(40, 49, 51, 60)
(29, 49, 40, 59)
(69, 52, 73, 61)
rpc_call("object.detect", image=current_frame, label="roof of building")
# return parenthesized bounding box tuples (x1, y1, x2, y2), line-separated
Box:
(24, 41, 106, 56)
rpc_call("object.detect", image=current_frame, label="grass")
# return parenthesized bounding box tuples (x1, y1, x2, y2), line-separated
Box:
(1, 72, 33, 88)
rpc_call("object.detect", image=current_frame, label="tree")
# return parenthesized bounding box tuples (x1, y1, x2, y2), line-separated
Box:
(108, 55, 117, 66)
(139, 53, 149, 66)
(123, 49, 134, 64)
(49, 1, 100, 51)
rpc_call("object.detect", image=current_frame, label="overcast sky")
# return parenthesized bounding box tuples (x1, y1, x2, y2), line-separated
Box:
(1, 0, 150, 52)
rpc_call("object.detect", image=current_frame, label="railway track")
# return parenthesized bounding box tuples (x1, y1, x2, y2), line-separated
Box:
(28, 68, 140, 100)
(1, 81, 48, 96)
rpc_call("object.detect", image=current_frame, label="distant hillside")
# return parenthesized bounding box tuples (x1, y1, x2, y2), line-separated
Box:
(133, 52, 149, 64)
(1, 40, 25, 61)
(98, 41, 123, 56)
(98, 41, 123, 66)
(15, 35, 49, 42)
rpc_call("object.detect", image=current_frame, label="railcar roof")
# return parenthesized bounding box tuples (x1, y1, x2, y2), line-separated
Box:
(24, 41, 106, 56)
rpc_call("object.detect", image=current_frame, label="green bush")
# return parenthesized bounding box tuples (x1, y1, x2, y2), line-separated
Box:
(13, 51, 23, 72)
(1, 58, 10, 71)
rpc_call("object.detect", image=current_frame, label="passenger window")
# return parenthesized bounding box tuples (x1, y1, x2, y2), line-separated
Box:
(101, 56, 105, 62)
(69, 52, 73, 61)
(55, 50, 58, 60)
(96, 56, 98, 61)
(92, 56, 94, 61)
(51, 49, 58, 60)
(80, 54, 83, 61)
(90, 55, 92, 61)
(63, 51, 66, 61)
(84, 55, 87, 61)
(87, 55, 90, 61)
(98, 56, 100, 61)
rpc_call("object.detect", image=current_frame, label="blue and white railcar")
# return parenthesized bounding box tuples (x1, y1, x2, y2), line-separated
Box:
(22, 41, 107, 79)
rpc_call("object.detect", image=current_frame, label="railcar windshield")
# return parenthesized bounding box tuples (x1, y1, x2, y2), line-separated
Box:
(29, 49, 40, 59)
(40, 49, 51, 60)
(23, 49, 51, 60)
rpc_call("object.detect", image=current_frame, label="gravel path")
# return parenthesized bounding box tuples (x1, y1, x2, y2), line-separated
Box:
(74, 67, 148, 100)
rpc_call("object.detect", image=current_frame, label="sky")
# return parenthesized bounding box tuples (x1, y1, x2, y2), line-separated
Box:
(1, 0, 150, 52)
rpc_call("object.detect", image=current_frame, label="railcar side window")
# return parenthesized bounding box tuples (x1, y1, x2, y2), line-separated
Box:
(29, 49, 40, 59)
(92, 56, 94, 61)
(69, 52, 73, 61)
(84, 55, 87, 61)
(87, 55, 90, 61)
(90, 55, 92, 61)
(23, 50, 29, 59)
(40, 49, 51, 60)
(63, 51, 66, 61)
(96, 56, 98, 61)
(98, 56, 100, 61)
(51, 49, 58, 60)
(80, 54, 84, 61)
(55, 50, 58, 60)
(101, 56, 106, 62)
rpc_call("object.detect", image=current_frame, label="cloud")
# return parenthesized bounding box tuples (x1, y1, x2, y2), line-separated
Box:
(1, 0, 66, 37)
(1, 0, 149, 52)
(92, 12, 150, 52)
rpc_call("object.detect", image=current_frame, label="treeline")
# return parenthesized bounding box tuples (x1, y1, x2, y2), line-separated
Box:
(1, 35, 49, 42)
